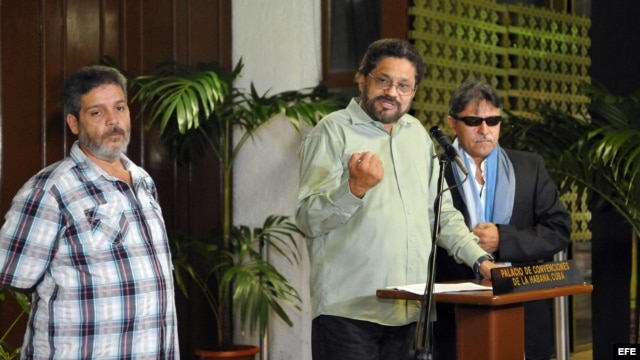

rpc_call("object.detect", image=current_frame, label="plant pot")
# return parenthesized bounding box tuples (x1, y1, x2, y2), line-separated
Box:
(195, 345, 260, 360)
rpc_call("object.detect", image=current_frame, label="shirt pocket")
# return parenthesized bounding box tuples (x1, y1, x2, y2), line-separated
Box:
(84, 203, 129, 247)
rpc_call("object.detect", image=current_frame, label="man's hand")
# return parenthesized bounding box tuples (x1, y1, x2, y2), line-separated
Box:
(478, 260, 499, 280)
(473, 222, 500, 253)
(348, 152, 383, 198)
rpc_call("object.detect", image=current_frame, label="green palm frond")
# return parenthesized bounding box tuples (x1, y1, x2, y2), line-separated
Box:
(132, 65, 230, 135)
(169, 216, 305, 343)
(222, 261, 301, 335)
(132, 59, 344, 166)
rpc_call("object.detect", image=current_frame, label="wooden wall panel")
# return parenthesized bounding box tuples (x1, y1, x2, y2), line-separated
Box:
(1, 1, 46, 205)
(102, 0, 123, 58)
(188, 0, 233, 67)
(140, 0, 177, 64)
(42, 0, 68, 166)
(0, 0, 49, 350)
(65, 0, 102, 70)
(0, 0, 232, 357)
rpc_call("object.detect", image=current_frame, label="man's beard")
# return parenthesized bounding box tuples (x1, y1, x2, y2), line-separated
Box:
(361, 89, 409, 124)
(79, 126, 130, 162)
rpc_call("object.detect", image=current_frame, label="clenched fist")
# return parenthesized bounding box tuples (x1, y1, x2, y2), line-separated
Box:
(348, 152, 384, 198)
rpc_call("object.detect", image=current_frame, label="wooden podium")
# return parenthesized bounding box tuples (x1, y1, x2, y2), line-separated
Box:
(376, 282, 593, 360)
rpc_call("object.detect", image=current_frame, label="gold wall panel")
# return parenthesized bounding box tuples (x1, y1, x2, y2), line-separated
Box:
(410, 0, 591, 126)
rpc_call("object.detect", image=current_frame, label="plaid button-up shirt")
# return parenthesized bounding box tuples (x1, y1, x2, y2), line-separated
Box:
(0, 142, 179, 359)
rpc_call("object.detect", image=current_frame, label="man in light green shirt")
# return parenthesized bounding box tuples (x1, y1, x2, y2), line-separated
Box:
(296, 39, 497, 360)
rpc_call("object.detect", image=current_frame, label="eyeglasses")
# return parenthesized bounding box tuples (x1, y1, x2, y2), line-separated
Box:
(367, 74, 416, 96)
(451, 114, 502, 127)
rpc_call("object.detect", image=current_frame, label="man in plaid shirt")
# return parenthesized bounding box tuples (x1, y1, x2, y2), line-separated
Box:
(0, 65, 179, 359)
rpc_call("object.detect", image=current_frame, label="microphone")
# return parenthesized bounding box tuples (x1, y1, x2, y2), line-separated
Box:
(429, 126, 469, 176)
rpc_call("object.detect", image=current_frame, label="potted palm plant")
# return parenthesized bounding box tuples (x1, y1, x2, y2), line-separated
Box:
(129, 59, 343, 358)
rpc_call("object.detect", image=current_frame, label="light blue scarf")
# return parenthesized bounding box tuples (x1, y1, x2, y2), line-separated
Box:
(452, 141, 515, 226)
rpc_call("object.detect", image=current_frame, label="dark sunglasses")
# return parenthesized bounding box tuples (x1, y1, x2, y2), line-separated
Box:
(451, 115, 502, 127)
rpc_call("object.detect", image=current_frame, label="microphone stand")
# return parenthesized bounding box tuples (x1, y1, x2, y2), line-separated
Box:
(413, 152, 452, 360)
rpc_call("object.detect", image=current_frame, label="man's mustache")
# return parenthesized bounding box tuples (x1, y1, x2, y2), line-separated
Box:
(103, 127, 126, 139)
(375, 95, 401, 108)
(473, 135, 494, 143)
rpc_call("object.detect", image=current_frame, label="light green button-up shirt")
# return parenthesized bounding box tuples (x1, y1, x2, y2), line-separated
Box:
(296, 99, 487, 326)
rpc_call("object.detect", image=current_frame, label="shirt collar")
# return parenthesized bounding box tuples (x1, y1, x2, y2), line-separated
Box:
(69, 141, 145, 186)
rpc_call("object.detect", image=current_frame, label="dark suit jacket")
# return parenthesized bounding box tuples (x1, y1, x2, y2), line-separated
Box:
(433, 148, 572, 360)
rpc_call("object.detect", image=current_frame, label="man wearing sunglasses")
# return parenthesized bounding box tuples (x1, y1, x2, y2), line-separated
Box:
(432, 79, 572, 360)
